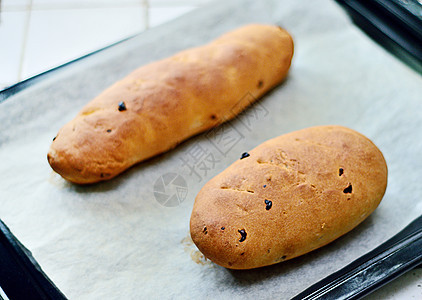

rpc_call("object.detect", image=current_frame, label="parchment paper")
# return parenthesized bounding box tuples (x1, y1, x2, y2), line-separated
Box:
(1, 0, 422, 299)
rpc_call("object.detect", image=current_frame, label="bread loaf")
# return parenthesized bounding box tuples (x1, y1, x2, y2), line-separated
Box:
(47, 24, 294, 184)
(190, 125, 388, 269)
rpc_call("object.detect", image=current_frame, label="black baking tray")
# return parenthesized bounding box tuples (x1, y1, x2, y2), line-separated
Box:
(292, 214, 422, 299)
(335, 0, 422, 74)
(0, 220, 66, 300)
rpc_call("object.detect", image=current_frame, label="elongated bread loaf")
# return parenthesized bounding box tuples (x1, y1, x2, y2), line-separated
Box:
(190, 125, 388, 269)
(47, 24, 294, 184)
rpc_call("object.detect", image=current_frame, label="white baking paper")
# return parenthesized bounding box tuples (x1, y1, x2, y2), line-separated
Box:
(1, 0, 421, 299)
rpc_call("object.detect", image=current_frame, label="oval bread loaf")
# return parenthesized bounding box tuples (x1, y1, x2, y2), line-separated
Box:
(47, 24, 294, 184)
(190, 125, 388, 269)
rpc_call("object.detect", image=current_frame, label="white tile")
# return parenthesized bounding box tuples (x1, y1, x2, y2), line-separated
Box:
(22, 6, 146, 79)
(148, 0, 210, 6)
(32, 0, 144, 9)
(148, 6, 195, 28)
(0, 11, 27, 88)
(2, 0, 31, 10)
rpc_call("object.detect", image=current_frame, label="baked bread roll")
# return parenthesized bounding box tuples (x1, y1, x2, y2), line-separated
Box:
(47, 24, 294, 184)
(190, 125, 388, 269)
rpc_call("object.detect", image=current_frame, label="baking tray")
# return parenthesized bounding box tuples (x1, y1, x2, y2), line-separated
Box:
(1, 0, 422, 298)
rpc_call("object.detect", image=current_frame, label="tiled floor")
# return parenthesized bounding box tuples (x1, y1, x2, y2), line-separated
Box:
(0, 0, 210, 89)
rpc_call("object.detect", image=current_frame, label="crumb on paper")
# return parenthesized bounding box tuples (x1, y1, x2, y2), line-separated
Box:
(181, 234, 212, 266)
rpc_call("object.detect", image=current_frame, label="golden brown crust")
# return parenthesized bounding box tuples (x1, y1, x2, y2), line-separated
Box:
(190, 125, 388, 269)
(47, 24, 294, 184)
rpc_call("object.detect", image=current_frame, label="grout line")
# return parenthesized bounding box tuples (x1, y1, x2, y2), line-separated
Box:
(17, 0, 33, 82)
(143, 0, 149, 29)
